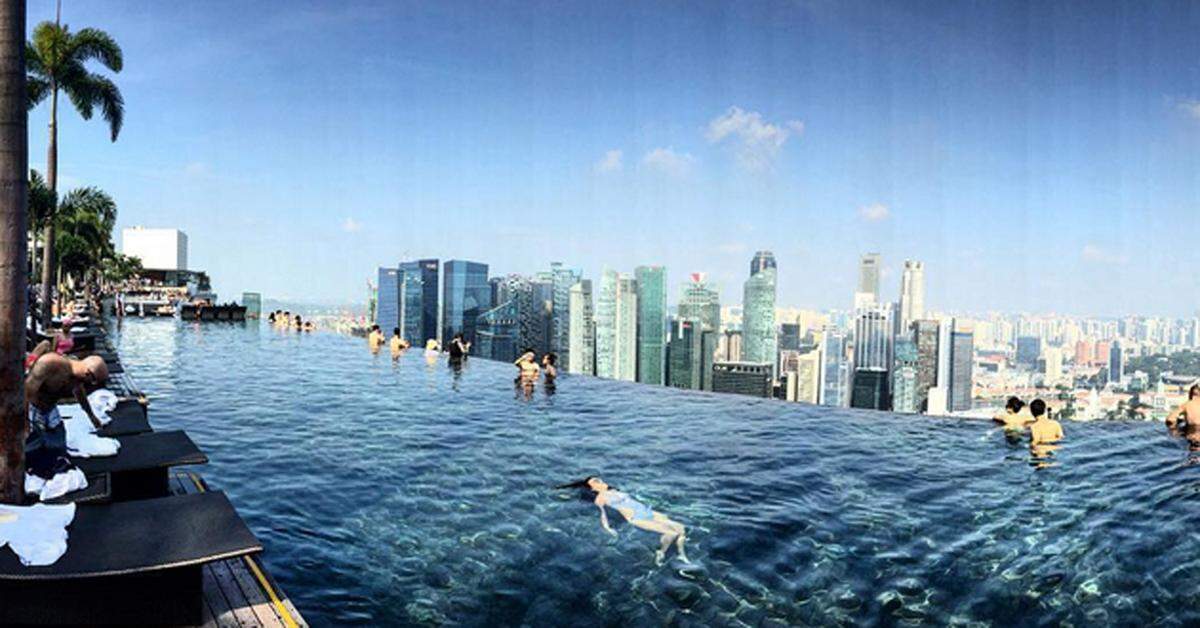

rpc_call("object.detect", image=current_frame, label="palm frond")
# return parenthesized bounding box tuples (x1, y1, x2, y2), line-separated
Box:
(67, 27, 123, 73)
(61, 68, 123, 140)
(26, 76, 49, 110)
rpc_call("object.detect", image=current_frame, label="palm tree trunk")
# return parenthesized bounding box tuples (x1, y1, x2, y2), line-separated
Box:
(38, 85, 55, 329)
(0, 0, 27, 504)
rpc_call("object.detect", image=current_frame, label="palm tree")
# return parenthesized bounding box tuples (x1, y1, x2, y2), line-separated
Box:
(54, 186, 116, 291)
(27, 169, 54, 273)
(26, 15, 122, 328)
(0, 0, 27, 504)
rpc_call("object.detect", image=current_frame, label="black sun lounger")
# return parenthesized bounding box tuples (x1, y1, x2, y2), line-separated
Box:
(0, 491, 263, 626)
(95, 400, 152, 438)
(73, 431, 207, 501)
(40, 473, 112, 506)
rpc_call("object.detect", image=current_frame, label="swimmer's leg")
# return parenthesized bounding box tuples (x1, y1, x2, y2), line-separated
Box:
(632, 518, 681, 565)
(654, 514, 690, 563)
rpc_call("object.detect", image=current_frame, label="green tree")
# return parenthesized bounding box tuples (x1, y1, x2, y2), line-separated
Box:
(27, 169, 54, 272)
(26, 16, 122, 327)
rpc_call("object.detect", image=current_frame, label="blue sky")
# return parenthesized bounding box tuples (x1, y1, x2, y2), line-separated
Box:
(27, 0, 1200, 316)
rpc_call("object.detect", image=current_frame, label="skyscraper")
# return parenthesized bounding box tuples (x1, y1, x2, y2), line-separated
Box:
(949, 328, 974, 412)
(820, 329, 850, 407)
(892, 338, 919, 413)
(782, 348, 821, 403)
(376, 267, 401, 333)
(635, 266, 667, 385)
(898, 260, 925, 332)
(442, 260, 490, 347)
(1109, 342, 1124, 384)
(678, 273, 721, 332)
(475, 298, 520, 362)
(913, 320, 940, 411)
(399, 259, 439, 345)
(476, 275, 549, 360)
(858, 253, 881, 304)
(595, 270, 638, 381)
(750, 250, 777, 277)
(668, 318, 702, 390)
(851, 304, 893, 410)
(568, 280, 595, 376)
(742, 255, 777, 368)
(545, 263, 581, 369)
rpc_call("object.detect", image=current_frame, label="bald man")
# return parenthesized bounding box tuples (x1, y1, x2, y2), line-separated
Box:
(24, 353, 108, 477)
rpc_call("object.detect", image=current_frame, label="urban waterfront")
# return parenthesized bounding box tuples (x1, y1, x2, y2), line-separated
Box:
(110, 317, 1200, 626)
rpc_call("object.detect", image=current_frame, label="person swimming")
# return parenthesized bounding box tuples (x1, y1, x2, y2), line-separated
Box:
(542, 352, 558, 382)
(557, 476, 689, 565)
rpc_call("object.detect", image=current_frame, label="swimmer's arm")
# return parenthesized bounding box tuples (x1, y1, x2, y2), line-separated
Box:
(74, 384, 102, 429)
(28, 339, 53, 361)
(1167, 406, 1183, 428)
(598, 504, 617, 537)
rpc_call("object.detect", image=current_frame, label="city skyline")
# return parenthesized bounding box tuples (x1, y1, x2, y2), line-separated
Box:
(31, 1, 1200, 316)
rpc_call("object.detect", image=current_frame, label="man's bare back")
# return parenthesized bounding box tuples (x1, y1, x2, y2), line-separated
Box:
(1167, 389, 1200, 430)
(26, 353, 107, 427)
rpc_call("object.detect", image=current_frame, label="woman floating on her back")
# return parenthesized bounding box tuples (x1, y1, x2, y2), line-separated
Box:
(557, 476, 689, 565)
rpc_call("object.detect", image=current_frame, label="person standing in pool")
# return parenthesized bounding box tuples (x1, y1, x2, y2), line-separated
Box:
(515, 349, 540, 382)
(1166, 385, 1200, 429)
(1028, 399, 1063, 446)
(368, 324, 384, 353)
(389, 327, 409, 358)
(557, 476, 689, 565)
(542, 352, 558, 382)
(447, 333, 470, 361)
(993, 397, 1031, 433)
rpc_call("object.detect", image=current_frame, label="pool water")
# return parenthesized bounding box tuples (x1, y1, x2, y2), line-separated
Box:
(108, 319, 1200, 626)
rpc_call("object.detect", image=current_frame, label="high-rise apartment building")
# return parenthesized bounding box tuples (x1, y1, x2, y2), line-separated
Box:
(1016, 336, 1042, 368)
(568, 280, 595, 375)
(1109, 342, 1124, 384)
(821, 329, 850, 407)
(635, 266, 667, 385)
(892, 338, 919, 413)
(667, 318, 702, 390)
(898, 260, 925, 332)
(442, 260, 490, 347)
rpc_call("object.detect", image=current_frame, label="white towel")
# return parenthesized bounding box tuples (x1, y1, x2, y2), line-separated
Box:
(0, 503, 75, 566)
(24, 468, 88, 502)
(59, 404, 110, 428)
(88, 389, 119, 414)
(62, 418, 119, 458)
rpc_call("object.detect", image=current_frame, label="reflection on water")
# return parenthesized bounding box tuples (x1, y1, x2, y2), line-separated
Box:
(108, 319, 1200, 626)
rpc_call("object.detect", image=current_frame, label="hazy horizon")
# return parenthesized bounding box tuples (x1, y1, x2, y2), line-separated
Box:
(29, 1, 1200, 317)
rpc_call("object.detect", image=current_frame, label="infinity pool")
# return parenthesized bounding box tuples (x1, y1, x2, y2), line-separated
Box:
(107, 319, 1200, 626)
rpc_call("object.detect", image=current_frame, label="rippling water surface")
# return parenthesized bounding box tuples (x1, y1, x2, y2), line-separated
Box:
(107, 319, 1200, 626)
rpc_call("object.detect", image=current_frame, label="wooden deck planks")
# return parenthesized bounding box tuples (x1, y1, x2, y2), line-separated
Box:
(171, 472, 306, 628)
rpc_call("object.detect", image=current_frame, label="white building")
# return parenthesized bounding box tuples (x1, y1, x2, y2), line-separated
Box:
(121, 227, 188, 270)
(898, 260, 925, 332)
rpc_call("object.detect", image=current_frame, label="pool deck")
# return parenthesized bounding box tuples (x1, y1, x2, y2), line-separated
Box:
(171, 472, 307, 628)
(47, 304, 307, 627)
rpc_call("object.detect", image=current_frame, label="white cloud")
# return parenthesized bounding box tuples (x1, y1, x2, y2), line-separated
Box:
(594, 149, 623, 173)
(641, 147, 695, 177)
(705, 106, 804, 170)
(857, 203, 890, 222)
(1178, 99, 1200, 120)
(1081, 244, 1127, 265)
(341, 217, 362, 233)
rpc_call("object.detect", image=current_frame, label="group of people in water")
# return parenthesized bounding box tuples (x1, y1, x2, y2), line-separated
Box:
(267, 310, 315, 332)
(365, 324, 473, 364)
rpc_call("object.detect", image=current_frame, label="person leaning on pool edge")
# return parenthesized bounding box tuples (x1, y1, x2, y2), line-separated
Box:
(1166, 385, 1200, 430)
(556, 476, 689, 565)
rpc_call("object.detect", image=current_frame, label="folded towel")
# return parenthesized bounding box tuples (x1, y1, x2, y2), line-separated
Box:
(0, 503, 75, 566)
(25, 468, 87, 502)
